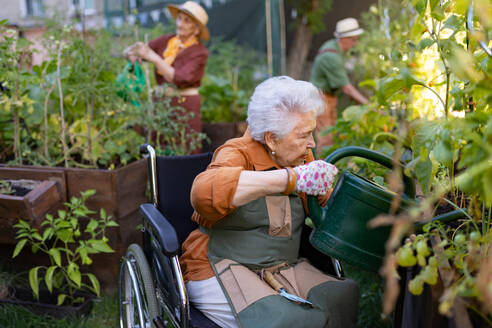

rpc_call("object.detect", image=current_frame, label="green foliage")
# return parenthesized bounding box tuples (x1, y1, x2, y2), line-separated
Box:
(0, 180, 13, 195)
(12, 190, 118, 305)
(331, 0, 492, 318)
(400, 218, 491, 321)
(0, 20, 145, 168)
(200, 38, 266, 122)
(287, 0, 332, 34)
(200, 75, 249, 122)
(136, 86, 208, 156)
(344, 263, 390, 328)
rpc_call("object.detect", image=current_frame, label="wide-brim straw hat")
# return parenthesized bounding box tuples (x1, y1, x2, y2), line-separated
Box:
(167, 1, 210, 41)
(334, 17, 363, 38)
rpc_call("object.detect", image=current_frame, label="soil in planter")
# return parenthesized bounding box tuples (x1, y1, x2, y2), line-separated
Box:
(0, 180, 40, 196)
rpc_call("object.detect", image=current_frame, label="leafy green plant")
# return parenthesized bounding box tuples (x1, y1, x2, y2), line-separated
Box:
(200, 75, 249, 123)
(0, 180, 13, 195)
(200, 38, 266, 123)
(0, 19, 145, 168)
(396, 216, 491, 324)
(135, 84, 208, 156)
(12, 190, 118, 305)
(328, 0, 492, 320)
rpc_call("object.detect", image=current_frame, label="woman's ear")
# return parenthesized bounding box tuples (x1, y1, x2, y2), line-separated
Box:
(264, 132, 278, 153)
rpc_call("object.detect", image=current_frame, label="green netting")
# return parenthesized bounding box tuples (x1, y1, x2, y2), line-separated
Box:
(104, 0, 285, 75)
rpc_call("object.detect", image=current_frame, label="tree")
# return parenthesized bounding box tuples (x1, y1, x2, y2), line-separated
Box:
(286, 0, 332, 79)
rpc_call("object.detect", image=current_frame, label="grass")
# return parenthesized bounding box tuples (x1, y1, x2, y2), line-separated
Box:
(343, 262, 393, 328)
(0, 293, 118, 328)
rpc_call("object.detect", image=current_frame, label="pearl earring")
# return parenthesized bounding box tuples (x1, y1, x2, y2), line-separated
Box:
(271, 151, 276, 156)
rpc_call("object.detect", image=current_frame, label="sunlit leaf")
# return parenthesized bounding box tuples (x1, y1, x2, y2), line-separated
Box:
(49, 248, 62, 267)
(87, 273, 100, 296)
(418, 38, 435, 50)
(57, 294, 66, 306)
(12, 239, 27, 258)
(29, 267, 40, 300)
(45, 266, 56, 293)
(68, 262, 81, 287)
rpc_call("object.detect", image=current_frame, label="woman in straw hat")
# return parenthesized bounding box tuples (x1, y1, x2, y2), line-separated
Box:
(126, 1, 209, 151)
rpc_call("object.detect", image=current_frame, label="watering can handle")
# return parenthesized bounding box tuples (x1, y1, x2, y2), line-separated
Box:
(323, 146, 416, 199)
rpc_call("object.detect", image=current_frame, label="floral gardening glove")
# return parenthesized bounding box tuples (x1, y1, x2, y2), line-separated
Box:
(293, 160, 338, 195)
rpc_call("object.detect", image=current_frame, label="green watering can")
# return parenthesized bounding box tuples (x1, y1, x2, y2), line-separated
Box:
(308, 146, 465, 273)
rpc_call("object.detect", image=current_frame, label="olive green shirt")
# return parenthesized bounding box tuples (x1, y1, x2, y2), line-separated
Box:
(310, 39, 350, 93)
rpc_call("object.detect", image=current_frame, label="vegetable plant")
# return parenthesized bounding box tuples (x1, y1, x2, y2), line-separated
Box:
(200, 38, 266, 123)
(327, 0, 492, 321)
(12, 190, 118, 305)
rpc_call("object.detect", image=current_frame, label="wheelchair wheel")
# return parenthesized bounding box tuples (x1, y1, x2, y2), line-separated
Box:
(119, 244, 160, 328)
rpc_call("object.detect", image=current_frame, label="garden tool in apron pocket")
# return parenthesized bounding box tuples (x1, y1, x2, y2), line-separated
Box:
(263, 270, 312, 306)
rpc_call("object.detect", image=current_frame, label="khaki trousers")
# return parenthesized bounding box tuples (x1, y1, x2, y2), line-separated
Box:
(315, 93, 337, 157)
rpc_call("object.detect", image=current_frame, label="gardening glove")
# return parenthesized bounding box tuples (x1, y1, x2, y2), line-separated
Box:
(293, 160, 338, 195)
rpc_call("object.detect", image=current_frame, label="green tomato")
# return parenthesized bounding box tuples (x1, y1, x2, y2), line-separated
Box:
(416, 240, 430, 257)
(469, 231, 481, 242)
(409, 277, 424, 295)
(428, 256, 438, 268)
(397, 246, 417, 267)
(417, 253, 427, 267)
(421, 266, 438, 285)
(454, 233, 466, 245)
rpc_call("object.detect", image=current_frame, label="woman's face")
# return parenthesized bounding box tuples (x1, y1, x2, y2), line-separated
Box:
(267, 111, 317, 167)
(176, 12, 200, 40)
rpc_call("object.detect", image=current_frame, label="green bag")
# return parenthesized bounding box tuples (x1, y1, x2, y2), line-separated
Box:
(116, 61, 146, 105)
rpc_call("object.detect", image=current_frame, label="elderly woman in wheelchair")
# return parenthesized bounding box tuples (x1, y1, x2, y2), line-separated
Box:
(180, 76, 359, 328)
(119, 76, 359, 328)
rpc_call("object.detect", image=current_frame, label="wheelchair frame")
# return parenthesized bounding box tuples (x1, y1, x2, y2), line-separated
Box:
(119, 144, 192, 328)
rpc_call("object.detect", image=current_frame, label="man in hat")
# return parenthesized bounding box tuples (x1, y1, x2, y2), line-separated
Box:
(126, 1, 209, 152)
(310, 17, 368, 155)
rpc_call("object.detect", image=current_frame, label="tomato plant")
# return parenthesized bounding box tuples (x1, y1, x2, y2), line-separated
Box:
(329, 0, 492, 321)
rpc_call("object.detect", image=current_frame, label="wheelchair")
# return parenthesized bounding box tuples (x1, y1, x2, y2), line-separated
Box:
(118, 144, 344, 328)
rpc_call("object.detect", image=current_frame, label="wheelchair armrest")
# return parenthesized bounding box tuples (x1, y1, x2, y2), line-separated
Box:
(139, 204, 179, 257)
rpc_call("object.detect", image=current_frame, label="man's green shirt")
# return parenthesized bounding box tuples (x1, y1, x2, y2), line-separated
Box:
(310, 39, 349, 93)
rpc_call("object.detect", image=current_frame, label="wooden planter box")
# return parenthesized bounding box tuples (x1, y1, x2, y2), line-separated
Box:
(0, 159, 148, 291)
(0, 180, 62, 244)
(64, 158, 148, 219)
(202, 121, 247, 152)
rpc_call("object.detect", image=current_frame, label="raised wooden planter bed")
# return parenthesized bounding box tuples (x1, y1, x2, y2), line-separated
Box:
(0, 180, 62, 244)
(202, 121, 247, 152)
(0, 159, 148, 290)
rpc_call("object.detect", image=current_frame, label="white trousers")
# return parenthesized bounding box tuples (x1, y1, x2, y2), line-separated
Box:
(186, 277, 239, 328)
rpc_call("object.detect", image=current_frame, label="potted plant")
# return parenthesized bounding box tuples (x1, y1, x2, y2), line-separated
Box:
(0, 189, 117, 318)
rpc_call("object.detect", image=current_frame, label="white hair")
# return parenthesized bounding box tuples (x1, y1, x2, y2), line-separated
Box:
(247, 76, 325, 142)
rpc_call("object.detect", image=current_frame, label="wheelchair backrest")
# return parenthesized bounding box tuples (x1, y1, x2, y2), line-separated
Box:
(154, 153, 213, 249)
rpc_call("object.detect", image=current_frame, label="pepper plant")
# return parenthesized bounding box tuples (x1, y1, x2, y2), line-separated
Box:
(12, 190, 118, 305)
